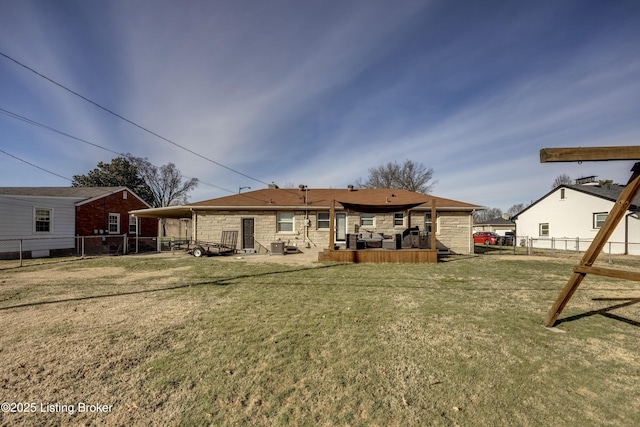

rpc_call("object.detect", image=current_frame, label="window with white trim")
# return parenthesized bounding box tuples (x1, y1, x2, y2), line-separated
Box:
(394, 212, 404, 227)
(108, 213, 120, 234)
(129, 215, 138, 234)
(34, 208, 52, 233)
(593, 213, 608, 229)
(277, 212, 294, 232)
(317, 212, 330, 229)
(360, 213, 374, 227)
(539, 223, 549, 236)
(425, 212, 438, 233)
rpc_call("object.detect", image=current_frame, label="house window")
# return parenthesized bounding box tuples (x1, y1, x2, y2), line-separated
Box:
(425, 213, 438, 233)
(129, 215, 138, 234)
(593, 213, 608, 229)
(277, 212, 294, 232)
(539, 223, 549, 236)
(317, 212, 330, 229)
(108, 213, 120, 234)
(360, 213, 375, 227)
(34, 208, 52, 232)
(560, 188, 565, 199)
(394, 213, 404, 227)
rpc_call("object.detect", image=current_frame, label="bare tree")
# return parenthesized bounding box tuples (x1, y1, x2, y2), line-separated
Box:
(129, 156, 198, 207)
(507, 203, 529, 217)
(355, 160, 436, 194)
(552, 173, 572, 189)
(473, 207, 503, 223)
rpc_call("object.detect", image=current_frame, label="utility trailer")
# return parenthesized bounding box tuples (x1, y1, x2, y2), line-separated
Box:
(190, 231, 238, 257)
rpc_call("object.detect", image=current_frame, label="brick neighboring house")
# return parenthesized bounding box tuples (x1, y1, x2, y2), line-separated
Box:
(0, 187, 157, 258)
(131, 185, 483, 255)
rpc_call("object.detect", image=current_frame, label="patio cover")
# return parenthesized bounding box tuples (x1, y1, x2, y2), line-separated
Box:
(337, 201, 426, 214)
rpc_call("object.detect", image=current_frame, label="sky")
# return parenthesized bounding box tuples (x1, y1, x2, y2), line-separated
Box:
(1, 0, 640, 212)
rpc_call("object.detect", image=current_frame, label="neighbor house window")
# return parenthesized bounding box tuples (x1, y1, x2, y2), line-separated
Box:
(277, 212, 294, 232)
(560, 188, 565, 199)
(593, 213, 608, 229)
(394, 213, 404, 227)
(539, 223, 549, 236)
(34, 208, 52, 233)
(129, 215, 138, 234)
(360, 213, 374, 227)
(317, 212, 330, 229)
(108, 213, 120, 234)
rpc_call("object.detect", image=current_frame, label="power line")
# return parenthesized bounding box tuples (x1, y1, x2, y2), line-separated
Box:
(0, 107, 238, 195)
(0, 50, 271, 187)
(0, 148, 71, 182)
(0, 108, 122, 157)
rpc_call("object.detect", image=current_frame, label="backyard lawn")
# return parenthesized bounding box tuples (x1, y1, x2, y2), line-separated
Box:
(1, 253, 639, 426)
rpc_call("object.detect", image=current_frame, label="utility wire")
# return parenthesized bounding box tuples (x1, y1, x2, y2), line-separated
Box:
(0, 148, 71, 182)
(0, 50, 271, 186)
(0, 108, 122, 157)
(0, 107, 237, 195)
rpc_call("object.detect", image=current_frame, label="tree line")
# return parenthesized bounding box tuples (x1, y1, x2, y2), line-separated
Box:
(72, 155, 198, 208)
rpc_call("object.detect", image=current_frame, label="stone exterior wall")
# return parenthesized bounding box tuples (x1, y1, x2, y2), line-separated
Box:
(194, 209, 474, 254)
(434, 212, 473, 254)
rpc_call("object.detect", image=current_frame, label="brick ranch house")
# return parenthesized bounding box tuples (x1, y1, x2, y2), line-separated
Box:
(0, 187, 157, 258)
(131, 185, 483, 255)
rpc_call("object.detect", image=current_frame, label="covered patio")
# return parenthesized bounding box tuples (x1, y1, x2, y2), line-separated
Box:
(318, 198, 440, 263)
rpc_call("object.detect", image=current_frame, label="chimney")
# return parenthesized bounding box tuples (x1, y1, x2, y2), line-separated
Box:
(502, 213, 511, 220)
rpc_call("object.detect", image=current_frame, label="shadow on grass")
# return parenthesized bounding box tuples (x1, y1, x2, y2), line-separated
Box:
(555, 297, 640, 328)
(0, 263, 346, 311)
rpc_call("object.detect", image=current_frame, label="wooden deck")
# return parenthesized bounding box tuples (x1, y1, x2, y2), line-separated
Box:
(318, 248, 438, 264)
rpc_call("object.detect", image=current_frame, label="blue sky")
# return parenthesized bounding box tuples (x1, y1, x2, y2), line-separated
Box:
(1, 0, 640, 212)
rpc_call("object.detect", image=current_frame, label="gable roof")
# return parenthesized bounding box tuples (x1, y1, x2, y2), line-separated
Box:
(475, 216, 514, 226)
(513, 183, 638, 219)
(131, 187, 482, 219)
(0, 187, 151, 207)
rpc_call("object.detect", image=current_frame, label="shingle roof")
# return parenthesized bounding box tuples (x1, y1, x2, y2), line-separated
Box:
(475, 217, 515, 226)
(565, 184, 640, 208)
(0, 187, 126, 198)
(187, 188, 481, 211)
(513, 183, 639, 219)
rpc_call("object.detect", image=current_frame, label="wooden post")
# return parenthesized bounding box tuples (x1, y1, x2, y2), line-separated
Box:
(329, 199, 335, 250)
(540, 146, 640, 163)
(431, 199, 437, 252)
(544, 162, 640, 327)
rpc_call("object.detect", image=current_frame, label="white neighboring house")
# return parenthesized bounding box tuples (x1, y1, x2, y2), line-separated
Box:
(0, 187, 153, 259)
(513, 183, 640, 255)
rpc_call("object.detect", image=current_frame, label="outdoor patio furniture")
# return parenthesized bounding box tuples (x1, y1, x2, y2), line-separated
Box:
(382, 234, 401, 250)
(357, 232, 384, 248)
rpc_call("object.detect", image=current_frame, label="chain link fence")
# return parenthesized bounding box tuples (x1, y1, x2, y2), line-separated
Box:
(475, 235, 640, 262)
(0, 235, 163, 268)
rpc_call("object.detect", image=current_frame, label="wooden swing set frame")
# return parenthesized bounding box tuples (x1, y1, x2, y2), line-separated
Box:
(540, 146, 640, 327)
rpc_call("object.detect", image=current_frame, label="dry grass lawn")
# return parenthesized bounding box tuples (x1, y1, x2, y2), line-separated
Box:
(1, 252, 640, 426)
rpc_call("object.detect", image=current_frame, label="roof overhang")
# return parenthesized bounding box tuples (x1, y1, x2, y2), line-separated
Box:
(129, 206, 193, 219)
(336, 201, 426, 214)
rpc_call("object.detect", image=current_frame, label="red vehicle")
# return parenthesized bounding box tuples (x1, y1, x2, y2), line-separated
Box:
(473, 232, 499, 245)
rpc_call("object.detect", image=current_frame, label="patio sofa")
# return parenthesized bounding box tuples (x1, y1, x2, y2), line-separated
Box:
(347, 232, 401, 249)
